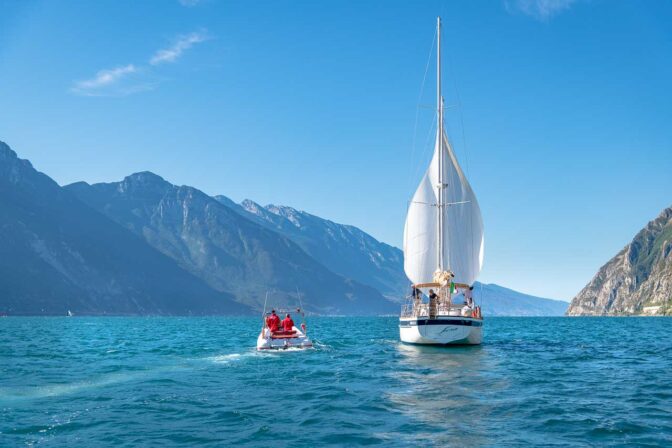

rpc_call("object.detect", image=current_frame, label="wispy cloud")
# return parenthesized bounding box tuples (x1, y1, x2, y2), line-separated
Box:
(70, 65, 152, 96)
(71, 29, 210, 97)
(178, 0, 202, 6)
(149, 31, 209, 66)
(74, 64, 137, 90)
(505, 0, 578, 21)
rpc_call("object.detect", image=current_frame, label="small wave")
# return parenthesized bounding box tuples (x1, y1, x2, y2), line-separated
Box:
(207, 351, 258, 364)
(209, 353, 242, 363)
(266, 346, 313, 353)
(311, 340, 330, 351)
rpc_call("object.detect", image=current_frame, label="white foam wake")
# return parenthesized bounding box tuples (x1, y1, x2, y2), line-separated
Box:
(207, 351, 258, 364)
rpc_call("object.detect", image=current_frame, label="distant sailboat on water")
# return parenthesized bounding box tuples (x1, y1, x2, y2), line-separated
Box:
(67, 310, 74, 317)
(399, 17, 485, 345)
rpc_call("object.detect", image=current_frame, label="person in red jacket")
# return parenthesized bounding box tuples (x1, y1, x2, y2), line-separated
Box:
(282, 314, 295, 332)
(266, 310, 280, 332)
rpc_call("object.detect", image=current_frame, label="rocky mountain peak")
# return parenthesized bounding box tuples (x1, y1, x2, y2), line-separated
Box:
(0, 140, 31, 180)
(0, 140, 17, 158)
(121, 171, 168, 188)
(265, 204, 306, 228)
(240, 199, 265, 216)
(567, 205, 672, 316)
(118, 171, 172, 198)
(213, 195, 239, 209)
(0, 141, 59, 194)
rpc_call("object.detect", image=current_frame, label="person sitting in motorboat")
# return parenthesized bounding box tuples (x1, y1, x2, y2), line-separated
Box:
(267, 310, 281, 333)
(282, 314, 295, 333)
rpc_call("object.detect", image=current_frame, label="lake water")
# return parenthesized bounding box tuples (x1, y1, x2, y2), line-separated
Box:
(1, 317, 670, 447)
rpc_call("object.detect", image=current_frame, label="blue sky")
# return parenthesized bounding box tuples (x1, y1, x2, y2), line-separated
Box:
(1, 0, 671, 300)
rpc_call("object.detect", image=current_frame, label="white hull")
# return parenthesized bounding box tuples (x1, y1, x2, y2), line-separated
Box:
(256, 326, 313, 351)
(399, 317, 482, 345)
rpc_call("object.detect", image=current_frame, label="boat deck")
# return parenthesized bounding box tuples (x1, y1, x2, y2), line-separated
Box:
(401, 303, 480, 319)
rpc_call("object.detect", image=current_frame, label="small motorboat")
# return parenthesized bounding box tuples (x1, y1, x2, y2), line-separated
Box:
(257, 307, 313, 351)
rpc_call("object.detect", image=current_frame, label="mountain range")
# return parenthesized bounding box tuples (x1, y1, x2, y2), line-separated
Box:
(1, 140, 567, 316)
(567, 206, 672, 316)
(66, 172, 391, 315)
(0, 141, 246, 315)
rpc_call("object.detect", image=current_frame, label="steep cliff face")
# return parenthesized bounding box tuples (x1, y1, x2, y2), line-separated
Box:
(567, 207, 672, 316)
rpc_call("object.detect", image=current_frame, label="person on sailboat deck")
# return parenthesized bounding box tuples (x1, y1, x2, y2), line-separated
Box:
(465, 286, 474, 308)
(429, 289, 440, 305)
(428, 289, 440, 316)
(412, 285, 422, 303)
(267, 310, 280, 332)
(282, 314, 295, 332)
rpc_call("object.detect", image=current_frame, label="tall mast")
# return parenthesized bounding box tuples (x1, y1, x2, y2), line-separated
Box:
(436, 16, 444, 273)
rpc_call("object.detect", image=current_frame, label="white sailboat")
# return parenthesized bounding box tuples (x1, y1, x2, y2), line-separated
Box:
(399, 17, 485, 346)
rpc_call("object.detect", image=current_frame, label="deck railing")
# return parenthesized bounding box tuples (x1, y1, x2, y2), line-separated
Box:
(401, 302, 473, 318)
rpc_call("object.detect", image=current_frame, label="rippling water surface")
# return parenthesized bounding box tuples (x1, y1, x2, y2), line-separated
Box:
(1, 317, 670, 447)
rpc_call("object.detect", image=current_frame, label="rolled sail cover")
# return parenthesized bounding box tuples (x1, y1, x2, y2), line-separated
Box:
(403, 131, 484, 286)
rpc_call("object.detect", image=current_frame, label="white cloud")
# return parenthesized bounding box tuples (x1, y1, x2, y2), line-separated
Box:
(71, 29, 211, 97)
(178, 0, 201, 6)
(149, 31, 209, 66)
(505, 0, 578, 21)
(73, 64, 137, 90)
(70, 65, 151, 96)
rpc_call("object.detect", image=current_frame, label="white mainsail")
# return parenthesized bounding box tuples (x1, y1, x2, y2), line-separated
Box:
(403, 129, 484, 286)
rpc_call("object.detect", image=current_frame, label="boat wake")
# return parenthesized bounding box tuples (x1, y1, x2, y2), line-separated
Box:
(311, 340, 331, 351)
(1, 352, 260, 403)
(263, 346, 314, 353)
(207, 352, 257, 364)
(0, 369, 168, 403)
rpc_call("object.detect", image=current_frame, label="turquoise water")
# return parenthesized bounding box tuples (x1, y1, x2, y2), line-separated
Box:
(1, 317, 670, 447)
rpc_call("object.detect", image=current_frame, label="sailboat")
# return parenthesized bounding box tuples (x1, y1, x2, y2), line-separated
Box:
(399, 17, 485, 345)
